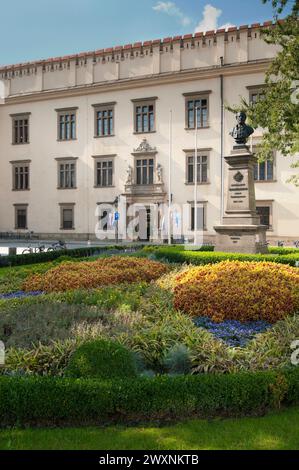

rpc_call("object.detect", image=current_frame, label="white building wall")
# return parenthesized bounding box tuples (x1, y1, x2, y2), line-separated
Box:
(0, 22, 298, 242)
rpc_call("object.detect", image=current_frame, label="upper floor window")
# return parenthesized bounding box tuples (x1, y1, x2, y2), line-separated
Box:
(132, 98, 157, 134)
(247, 85, 266, 104)
(254, 158, 274, 181)
(185, 151, 210, 184)
(11, 113, 30, 144)
(56, 108, 77, 141)
(183, 92, 211, 129)
(93, 102, 115, 137)
(56, 158, 77, 189)
(93, 156, 115, 187)
(14, 204, 28, 230)
(11, 160, 30, 190)
(136, 158, 154, 185)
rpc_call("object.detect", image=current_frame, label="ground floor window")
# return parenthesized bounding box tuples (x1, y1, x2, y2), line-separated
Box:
(60, 204, 75, 230)
(256, 201, 273, 230)
(190, 203, 207, 231)
(14, 204, 28, 229)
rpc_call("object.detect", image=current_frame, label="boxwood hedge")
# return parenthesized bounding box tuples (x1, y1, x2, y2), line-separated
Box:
(0, 367, 298, 427)
(143, 247, 299, 267)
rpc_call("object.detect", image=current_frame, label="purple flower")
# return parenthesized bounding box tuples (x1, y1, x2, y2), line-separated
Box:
(193, 316, 272, 347)
(0, 291, 44, 300)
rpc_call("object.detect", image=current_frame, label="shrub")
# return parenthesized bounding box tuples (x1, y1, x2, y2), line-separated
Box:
(65, 340, 137, 379)
(174, 261, 299, 323)
(22, 257, 169, 293)
(142, 247, 299, 267)
(162, 344, 192, 375)
(0, 368, 298, 427)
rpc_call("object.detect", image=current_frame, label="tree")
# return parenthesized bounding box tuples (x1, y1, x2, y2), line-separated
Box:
(230, 0, 299, 184)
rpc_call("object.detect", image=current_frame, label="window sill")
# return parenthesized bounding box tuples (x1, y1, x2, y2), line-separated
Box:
(12, 189, 30, 191)
(94, 185, 115, 188)
(57, 139, 77, 142)
(185, 182, 210, 186)
(94, 135, 115, 139)
(133, 131, 156, 135)
(185, 126, 210, 131)
(15, 227, 28, 231)
(12, 142, 30, 146)
(57, 187, 77, 190)
(255, 180, 277, 183)
(60, 228, 75, 231)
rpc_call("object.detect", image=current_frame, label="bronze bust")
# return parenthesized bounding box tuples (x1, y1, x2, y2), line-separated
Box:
(230, 111, 254, 145)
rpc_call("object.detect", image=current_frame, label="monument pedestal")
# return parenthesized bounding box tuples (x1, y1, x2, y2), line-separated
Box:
(214, 146, 268, 254)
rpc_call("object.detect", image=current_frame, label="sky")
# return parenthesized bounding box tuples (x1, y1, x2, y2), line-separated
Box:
(0, 0, 289, 66)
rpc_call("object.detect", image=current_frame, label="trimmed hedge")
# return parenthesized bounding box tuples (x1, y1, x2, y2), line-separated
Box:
(0, 245, 142, 268)
(66, 340, 138, 379)
(143, 247, 299, 267)
(0, 368, 298, 427)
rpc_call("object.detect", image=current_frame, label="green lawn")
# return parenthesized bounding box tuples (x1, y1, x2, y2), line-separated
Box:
(1, 407, 299, 450)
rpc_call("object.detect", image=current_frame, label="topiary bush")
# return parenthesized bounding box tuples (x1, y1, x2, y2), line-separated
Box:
(174, 261, 299, 323)
(22, 256, 169, 292)
(65, 339, 138, 379)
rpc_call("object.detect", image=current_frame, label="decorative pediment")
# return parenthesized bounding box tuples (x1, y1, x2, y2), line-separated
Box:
(133, 138, 157, 154)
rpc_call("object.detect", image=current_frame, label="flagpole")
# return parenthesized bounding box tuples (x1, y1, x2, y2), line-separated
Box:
(168, 109, 172, 245)
(194, 107, 198, 246)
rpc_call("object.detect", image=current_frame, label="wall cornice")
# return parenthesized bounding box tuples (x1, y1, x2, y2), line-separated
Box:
(2, 60, 271, 106)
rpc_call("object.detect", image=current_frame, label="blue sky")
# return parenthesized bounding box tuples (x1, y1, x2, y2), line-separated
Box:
(0, 0, 287, 66)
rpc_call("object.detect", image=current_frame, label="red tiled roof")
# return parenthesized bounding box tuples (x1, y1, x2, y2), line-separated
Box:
(0, 20, 277, 73)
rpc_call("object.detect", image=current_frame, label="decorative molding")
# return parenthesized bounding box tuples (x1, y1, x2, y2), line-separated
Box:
(91, 154, 117, 159)
(132, 138, 157, 154)
(183, 90, 212, 97)
(131, 96, 158, 103)
(55, 107, 78, 112)
(55, 157, 78, 161)
(92, 102, 116, 108)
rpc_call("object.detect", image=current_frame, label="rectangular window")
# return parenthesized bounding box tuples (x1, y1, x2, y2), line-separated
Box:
(57, 108, 77, 141)
(186, 154, 209, 184)
(11, 114, 30, 144)
(191, 205, 207, 231)
(133, 99, 156, 133)
(60, 204, 75, 230)
(14, 205, 28, 229)
(93, 103, 115, 137)
(96, 160, 113, 187)
(254, 158, 274, 181)
(11, 161, 30, 190)
(57, 160, 76, 189)
(184, 94, 210, 129)
(136, 158, 154, 185)
(256, 202, 273, 230)
(249, 88, 265, 104)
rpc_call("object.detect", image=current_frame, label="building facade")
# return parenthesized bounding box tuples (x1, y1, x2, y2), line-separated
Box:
(0, 21, 298, 243)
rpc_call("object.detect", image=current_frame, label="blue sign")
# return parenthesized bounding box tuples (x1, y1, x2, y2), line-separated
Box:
(114, 211, 120, 221)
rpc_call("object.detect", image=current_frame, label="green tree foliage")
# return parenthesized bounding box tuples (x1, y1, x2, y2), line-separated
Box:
(229, 0, 299, 184)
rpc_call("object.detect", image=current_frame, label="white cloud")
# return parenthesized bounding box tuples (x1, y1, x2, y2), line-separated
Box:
(153, 1, 191, 27)
(195, 4, 235, 33)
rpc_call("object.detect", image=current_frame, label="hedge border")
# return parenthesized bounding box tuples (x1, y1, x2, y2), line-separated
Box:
(0, 367, 298, 427)
(143, 247, 299, 267)
(0, 245, 143, 268)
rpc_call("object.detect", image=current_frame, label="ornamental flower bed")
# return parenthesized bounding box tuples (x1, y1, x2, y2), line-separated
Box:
(193, 317, 271, 347)
(22, 257, 169, 293)
(174, 261, 299, 323)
